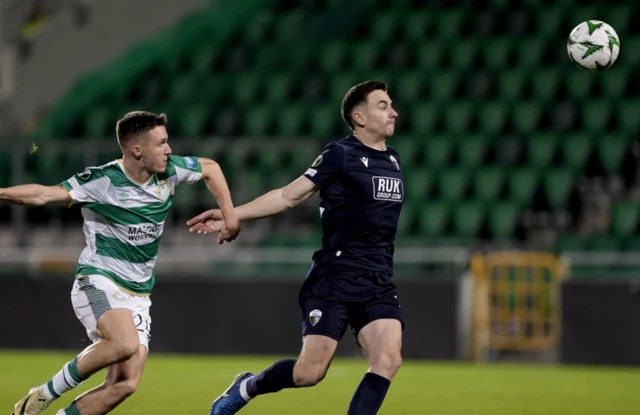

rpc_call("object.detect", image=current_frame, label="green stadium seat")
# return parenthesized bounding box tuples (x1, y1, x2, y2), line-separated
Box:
(452, 201, 485, 238)
(450, 40, 478, 70)
(416, 41, 444, 70)
(370, 11, 398, 40)
(438, 168, 468, 201)
(419, 201, 449, 237)
(599, 68, 627, 99)
(587, 236, 622, 251)
(424, 136, 453, 168)
(444, 102, 473, 134)
(168, 76, 198, 105)
(536, 8, 562, 38)
(527, 134, 557, 168)
(232, 73, 261, 105)
(330, 73, 361, 104)
(617, 100, 640, 134)
(543, 168, 575, 209)
(531, 69, 560, 101)
(274, 11, 305, 42)
(482, 38, 511, 69)
(479, 102, 507, 135)
(411, 103, 439, 135)
(309, 104, 338, 138)
(597, 134, 628, 174)
(498, 71, 526, 101)
(561, 134, 592, 172)
(265, 74, 294, 103)
(512, 102, 542, 134)
(396, 72, 423, 103)
(320, 41, 349, 73)
(516, 39, 545, 69)
(458, 135, 489, 168)
(391, 137, 419, 166)
(404, 11, 430, 42)
(179, 105, 210, 137)
(351, 41, 379, 71)
(582, 101, 611, 133)
(610, 202, 639, 237)
(566, 72, 595, 100)
(190, 44, 218, 76)
(244, 106, 274, 137)
(507, 168, 538, 207)
(428, 72, 458, 101)
(487, 201, 519, 239)
(554, 234, 587, 253)
(472, 167, 505, 202)
(277, 106, 306, 137)
(397, 203, 415, 236)
(603, 4, 632, 33)
(84, 106, 112, 138)
(435, 10, 464, 38)
(406, 168, 434, 201)
(173, 182, 197, 214)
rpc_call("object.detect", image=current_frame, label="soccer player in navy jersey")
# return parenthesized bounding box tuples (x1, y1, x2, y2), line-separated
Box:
(187, 81, 404, 415)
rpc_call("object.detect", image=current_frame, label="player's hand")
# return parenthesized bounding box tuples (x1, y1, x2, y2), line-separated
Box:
(217, 219, 241, 245)
(186, 209, 224, 233)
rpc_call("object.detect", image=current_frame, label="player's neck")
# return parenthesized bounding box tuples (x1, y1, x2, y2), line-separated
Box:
(353, 131, 387, 151)
(120, 156, 153, 185)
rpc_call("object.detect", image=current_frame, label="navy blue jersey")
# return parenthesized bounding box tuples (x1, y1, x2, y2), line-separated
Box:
(303, 135, 404, 275)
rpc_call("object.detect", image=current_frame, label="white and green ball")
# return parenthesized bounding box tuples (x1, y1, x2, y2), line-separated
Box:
(567, 20, 620, 71)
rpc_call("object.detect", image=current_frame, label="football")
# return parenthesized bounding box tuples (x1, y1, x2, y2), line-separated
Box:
(567, 20, 620, 71)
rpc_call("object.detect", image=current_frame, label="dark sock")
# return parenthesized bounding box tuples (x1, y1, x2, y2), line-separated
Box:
(347, 373, 391, 415)
(245, 358, 297, 398)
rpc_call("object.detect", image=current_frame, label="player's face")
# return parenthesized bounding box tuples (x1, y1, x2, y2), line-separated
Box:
(363, 89, 398, 138)
(141, 126, 172, 173)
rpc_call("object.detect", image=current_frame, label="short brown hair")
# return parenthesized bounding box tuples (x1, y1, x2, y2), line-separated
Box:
(341, 80, 388, 130)
(116, 111, 167, 146)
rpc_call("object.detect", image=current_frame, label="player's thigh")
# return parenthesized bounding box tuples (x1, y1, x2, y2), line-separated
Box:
(357, 318, 403, 363)
(71, 275, 149, 347)
(105, 344, 149, 389)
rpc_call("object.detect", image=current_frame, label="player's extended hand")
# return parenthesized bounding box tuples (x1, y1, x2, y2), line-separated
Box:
(186, 209, 241, 244)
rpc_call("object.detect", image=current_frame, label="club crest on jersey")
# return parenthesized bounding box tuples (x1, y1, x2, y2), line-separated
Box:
(372, 176, 404, 202)
(157, 181, 171, 200)
(389, 155, 400, 171)
(76, 169, 92, 181)
(309, 309, 322, 327)
(311, 155, 324, 167)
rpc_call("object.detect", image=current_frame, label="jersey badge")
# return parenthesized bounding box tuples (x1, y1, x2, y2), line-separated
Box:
(389, 155, 400, 171)
(157, 180, 171, 200)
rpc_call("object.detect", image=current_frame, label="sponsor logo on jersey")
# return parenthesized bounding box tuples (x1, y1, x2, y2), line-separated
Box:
(360, 157, 369, 167)
(309, 309, 323, 327)
(372, 176, 404, 202)
(157, 180, 171, 200)
(184, 156, 198, 170)
(127, 224, 162, 242)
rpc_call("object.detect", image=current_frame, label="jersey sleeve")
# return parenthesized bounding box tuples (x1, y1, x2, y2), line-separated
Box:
(303, 142, 344, 191)
(60, 168, 107, 207)
(167, 155, 203, 184)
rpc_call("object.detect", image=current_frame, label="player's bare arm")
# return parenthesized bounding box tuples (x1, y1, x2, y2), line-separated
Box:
(186, 175, 317, 234)
(0, 184, 71, 206)
(199, 157, 241, 243)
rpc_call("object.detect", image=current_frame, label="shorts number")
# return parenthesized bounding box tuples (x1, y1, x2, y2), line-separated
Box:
(133, 313, 150, 334)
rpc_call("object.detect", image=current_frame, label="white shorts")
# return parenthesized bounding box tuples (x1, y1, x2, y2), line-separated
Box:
(71, 275, 152, 350)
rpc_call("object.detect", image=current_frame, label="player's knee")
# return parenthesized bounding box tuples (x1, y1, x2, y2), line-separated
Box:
(370, 353, 402, 379)
(294, 363, 328, 387)
(110, 379, 139, 400)
(111, 338, 139, 361)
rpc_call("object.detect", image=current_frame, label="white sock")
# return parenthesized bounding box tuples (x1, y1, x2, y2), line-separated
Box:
(41, 357, 87, 399)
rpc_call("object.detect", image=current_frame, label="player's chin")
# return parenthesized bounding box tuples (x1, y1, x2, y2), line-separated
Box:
(385, 124, 395, 136)
(155, 164, 167, 173)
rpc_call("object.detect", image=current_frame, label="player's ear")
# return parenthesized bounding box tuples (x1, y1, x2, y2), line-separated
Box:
(352, 109, 366, 128)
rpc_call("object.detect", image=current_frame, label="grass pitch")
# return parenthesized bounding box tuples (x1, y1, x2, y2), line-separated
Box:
(1, 350, 638, 414)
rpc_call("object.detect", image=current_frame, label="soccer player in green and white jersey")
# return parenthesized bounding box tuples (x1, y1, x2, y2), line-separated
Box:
(3, 111, 240, 415)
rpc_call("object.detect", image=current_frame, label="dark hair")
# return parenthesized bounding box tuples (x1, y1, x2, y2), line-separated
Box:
(116, 111, 167, 146)
(341, 80, 388, 130)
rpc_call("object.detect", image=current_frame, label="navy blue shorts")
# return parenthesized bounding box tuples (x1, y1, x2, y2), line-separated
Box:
(299, 263, 405, 342)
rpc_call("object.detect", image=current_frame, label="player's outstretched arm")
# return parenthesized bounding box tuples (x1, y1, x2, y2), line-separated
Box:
(187, 176, 317, 234)
(199, 158, 241, 243)
(0, 184, 70, 206)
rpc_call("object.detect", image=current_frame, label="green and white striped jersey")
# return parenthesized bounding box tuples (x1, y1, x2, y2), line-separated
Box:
(60, 155, 203, 295)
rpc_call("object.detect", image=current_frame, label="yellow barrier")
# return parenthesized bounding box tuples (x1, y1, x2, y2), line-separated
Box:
(470, 252, 566, 361)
